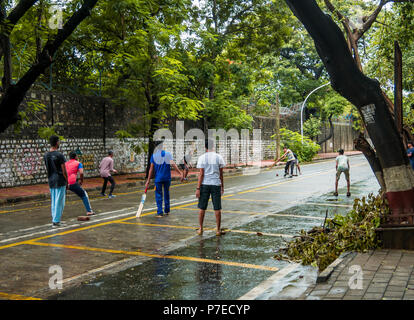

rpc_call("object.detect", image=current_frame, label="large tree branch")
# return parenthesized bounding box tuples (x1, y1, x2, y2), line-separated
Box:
(0, 0, 39, 60)
(317, 114, 333, 145)
(284, 0, 408, 168)
(0, 0, 99, 133)
(354, 133, 386, 191)
(357, 0, 388, 39)
(5, 0, 39, 25)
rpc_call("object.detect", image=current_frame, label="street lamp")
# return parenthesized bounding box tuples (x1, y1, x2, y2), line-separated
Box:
(301, 82, 331, 144)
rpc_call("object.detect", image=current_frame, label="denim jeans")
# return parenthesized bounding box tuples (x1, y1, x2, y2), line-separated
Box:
(155, 180, 171, 215)
(69, 183, 92, 213)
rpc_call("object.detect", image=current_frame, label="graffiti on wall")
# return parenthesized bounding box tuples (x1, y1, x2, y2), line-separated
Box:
(78, 154, 96, 171)
(13, 148, 42, 177)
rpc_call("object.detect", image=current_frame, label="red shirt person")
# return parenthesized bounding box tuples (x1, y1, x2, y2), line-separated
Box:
(65, 151, 94, 215)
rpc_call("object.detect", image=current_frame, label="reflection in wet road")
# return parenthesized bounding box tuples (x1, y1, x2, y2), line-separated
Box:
(0, 155, 379, 300)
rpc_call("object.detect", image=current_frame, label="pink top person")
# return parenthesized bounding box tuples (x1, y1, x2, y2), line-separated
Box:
(99, 156, 114, 178)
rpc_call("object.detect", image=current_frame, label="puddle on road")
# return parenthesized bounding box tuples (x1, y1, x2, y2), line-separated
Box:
(50, 233, 289, 300)
(49, 177, 379, 300)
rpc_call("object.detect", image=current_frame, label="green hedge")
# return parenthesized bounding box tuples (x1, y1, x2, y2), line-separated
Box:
(271, 128, 320, 162)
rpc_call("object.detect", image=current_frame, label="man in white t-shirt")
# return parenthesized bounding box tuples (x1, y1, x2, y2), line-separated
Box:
(195, 139, 226, 236)
(334, 149, 350, 197)
(275, 147, 296, 178)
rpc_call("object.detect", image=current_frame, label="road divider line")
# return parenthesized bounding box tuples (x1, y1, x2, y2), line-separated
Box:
(26, 241, 279, 272)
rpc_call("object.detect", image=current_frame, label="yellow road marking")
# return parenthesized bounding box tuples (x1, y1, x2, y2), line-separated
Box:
(0, 214, 150, 250)
(0, 291, 41, 300)
(26, 241, 279, 272)
(0, 204, 51, 214)
(178, 207, 325, 220)
(116, 221, 293, 238)
(0, 163, 364, 249)
(0, 200, 203, 250)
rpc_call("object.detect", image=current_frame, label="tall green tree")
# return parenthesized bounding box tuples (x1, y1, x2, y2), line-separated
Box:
(285, 0, 414, 222)
(0, 0, 100, 133)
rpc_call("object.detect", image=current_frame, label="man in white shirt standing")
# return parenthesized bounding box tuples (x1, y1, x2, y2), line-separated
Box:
(334, 148, 351, 197)
(195, 138, 226, 236)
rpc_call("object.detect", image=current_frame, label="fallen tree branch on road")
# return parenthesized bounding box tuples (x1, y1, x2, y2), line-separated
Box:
(274, 193, 389, 271)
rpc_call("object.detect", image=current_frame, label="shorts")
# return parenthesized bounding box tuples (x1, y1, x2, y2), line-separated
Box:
(197, 184, 222, 211)
(179, 163, 188, 170)
(336, 168, 350, 180)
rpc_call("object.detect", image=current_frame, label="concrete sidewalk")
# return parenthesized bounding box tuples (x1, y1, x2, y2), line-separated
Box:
(0, 151, 362, 205)
(296, 249, 414, 300)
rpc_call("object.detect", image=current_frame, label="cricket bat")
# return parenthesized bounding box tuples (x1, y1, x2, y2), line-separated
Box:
(136, 186, 148, 218)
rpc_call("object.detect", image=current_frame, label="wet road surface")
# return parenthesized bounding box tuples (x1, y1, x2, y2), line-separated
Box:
(0, 155, 379, 300)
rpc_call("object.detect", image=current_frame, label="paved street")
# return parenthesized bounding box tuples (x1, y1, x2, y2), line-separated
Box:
(0, 155, 379, 300)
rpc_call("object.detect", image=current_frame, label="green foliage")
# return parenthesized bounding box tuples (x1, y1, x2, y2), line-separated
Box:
(275, 193, 389, 271)
(115, 129, 148, 154)
(403, 93, 414, 134)
(303, 115, 322, 139)
(324, 94, 347, 117)
(204, 90, 253, 130)
(271, 128, 320, 162)
(38, 124, 64, 141)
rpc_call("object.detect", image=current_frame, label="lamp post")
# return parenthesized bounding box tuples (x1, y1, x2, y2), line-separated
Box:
(301, 82, 331, 144)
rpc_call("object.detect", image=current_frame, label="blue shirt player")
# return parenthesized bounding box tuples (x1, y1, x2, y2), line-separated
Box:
(145, 141, 184, 217)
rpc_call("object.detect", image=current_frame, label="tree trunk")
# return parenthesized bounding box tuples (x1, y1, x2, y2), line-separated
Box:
(285, 0, 414, 222)
(0, 0, 99, 133)
(354, 132, 386, 192)
(0, 2, 12, 90)
(317, 114, 333, 146)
